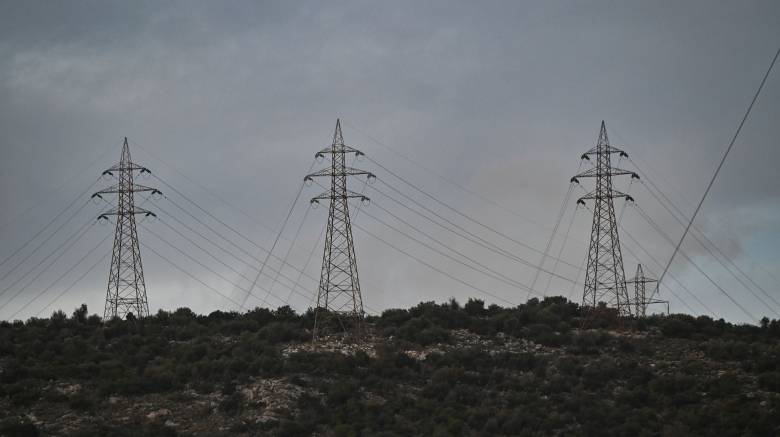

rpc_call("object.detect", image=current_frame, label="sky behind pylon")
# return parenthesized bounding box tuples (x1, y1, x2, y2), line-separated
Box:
(0, 0, 779, 324)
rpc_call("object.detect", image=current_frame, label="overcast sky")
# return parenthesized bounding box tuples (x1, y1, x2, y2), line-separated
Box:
(0, 0, 778, 324)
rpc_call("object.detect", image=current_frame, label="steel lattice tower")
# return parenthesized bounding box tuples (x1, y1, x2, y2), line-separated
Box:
(305, 120, 374, 340)
(92, 138, 160, 320)
(571, 121, 639, 317)
(627, 264, 667, 317)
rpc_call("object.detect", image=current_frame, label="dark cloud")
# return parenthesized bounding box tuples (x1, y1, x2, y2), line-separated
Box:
(0, 0, 778, 323)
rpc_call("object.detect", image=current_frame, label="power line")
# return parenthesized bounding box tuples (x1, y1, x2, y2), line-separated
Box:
(140, 224, 278, 308)
(360, 203, 539, 296)
(0, 178, 98, 271)
(352, 221, 517, 307)
(0, 199, 92, 283)
(8, 231, 110, 320)
(578, 200, 709, 316)
(344, 119, 588, 247)
(244, 164, 313, 310)
(0, 218, 94, 307)
(367, 157, 584, 268)
(656, 47, 780, 297)
(543, 203, 580, 296)
(129, 138, 283, 237)
(157, 178, 387, 312)
(366, 184, 582, 287)
(141, 242, 246, 310)
(530, 183, 574, 299)
(269, 203, 313, 307)
(0, 143, 113, 235)
(632, 204, 758, 322)
(368, 178, 581, 272)
(636, 178, 780, 315)
(35, 252, 111, 318)
(146, 212, 317, 306)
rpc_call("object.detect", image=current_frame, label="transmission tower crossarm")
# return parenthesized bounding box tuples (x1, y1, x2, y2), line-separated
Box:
(304, 166, 375, 180)
(102, 163, 151, 175)
(580, 143, 629, 158)
(571, 166, 639, 182)
(92, 184, 162, 197)
(311, 190, 369, 204)
(315, 144, 365, 157)
(97, 206, 157, 219)
(577, 189, 635, 204)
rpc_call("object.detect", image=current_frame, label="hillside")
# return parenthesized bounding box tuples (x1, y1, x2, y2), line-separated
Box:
(1, 297, 779, 436)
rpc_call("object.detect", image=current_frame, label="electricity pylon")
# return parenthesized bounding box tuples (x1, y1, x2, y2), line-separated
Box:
(571, 121, 639, 317)
(305, 119, 374, 340)
(627, 264, 668, 317)
(92, 137, 160, 320)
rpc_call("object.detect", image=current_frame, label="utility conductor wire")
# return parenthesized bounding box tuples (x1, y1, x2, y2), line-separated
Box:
(621, 227, 704, 316)
(0, 178, 98, 271)
(579, 201, 710, 316)
(367, 159, 589, 265)
(154, 203, 265, 272)
(0, 142, 114, 235)
(269, 203, 312, 306)
(543, 203, 580, 296)
(0, 198, 92, 283)
(636, 169, 780, 310)
(352, 221, 517, 307)
(366, 181, 582, 279)
(141, 222, 380, 316)
(367, 197, 580, 292)
(360, 204, 536, 294)
(147, 211, 312, 303)
(618, 178, 635, 224)
(567, 256, 588, 303)
(632, 204, 759, 322)
(140, 224, 277, 308)
(530, 183, 574, 299)
(368, 179, 581, 271)
(130, 138, 281, 237)
(34, 252, 110, 318)
(656, 47, 780, 300)
(141, 242, 246, 310)
(343, 119, 588, 247)
(154, 179, 320, 285)
(149, 206, 317, 304)
(156, 199, 324, 298)
(8, 230, 111, 320)
(285, 222, 325, 305)
(637, 178, 780, 314)
(626, 153, 780, 299)
(245, 161, 316, 311)
(617, 227, 699, 315)
(308, 178, 572, 295)
(283, 165, 369, 306)
(140, 227, 278, 307)
(156, 180, 389, 310)
(0, 217, 94, 306)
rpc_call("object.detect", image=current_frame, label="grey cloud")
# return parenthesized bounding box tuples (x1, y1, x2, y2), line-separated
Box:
(0, 0, 778, 323)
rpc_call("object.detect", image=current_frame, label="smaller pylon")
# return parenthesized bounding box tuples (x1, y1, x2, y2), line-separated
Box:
(626, 264, 668, 317)
(93, 138, 160, 320)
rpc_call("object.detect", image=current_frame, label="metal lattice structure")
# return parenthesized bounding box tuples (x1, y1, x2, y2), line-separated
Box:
(627, 264, 668, 317)
(571, 121, 639, 317)
(305, 120, 374, 340)
(92, 138, 160, 320)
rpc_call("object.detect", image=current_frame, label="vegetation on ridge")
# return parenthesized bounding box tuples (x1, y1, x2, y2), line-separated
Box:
(1, 297, 779, 436)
